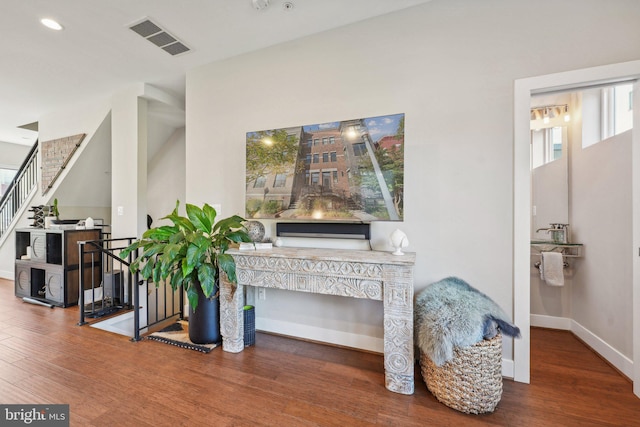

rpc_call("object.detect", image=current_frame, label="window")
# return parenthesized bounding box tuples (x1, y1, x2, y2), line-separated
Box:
(606, 83, 633, 138)
(305, 154, 311, 164)
(581, 82, 633, 148)
(305, 170, 310, 183)
(550, 127, 562, 160)
(329, 137, 335, 144)
(322, 138, 328, 145)
(531, 127, 563, 169)
(322, 171, 332, 187)
(353, 142, 367, 156)
(307, 138, 313, 147)
(0, 168, 17, 197)
(273, 174, 286, 188)
(253, 176, 266, 188)
(310, 172, 319, 185)
(332, 171, 338, 183)
(322, 152, 329, 162)
(313, 139, 319, 146)
(313, 153, 319, 163)
(330, 151, 337, 162)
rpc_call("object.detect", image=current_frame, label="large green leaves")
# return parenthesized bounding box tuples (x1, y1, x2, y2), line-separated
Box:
(186, 203, 212, 234)
(142, 225, 177, 240)
(198, 264, 217, 298)
(185, 278, 199, 310)
(213, 214, 246, 234)
(218, 253, 237, 284)
(121, 200, 251, 313)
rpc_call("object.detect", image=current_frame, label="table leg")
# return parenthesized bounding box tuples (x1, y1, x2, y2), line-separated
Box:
(220, 277, 244, 353)
(383, 273, 414, 395)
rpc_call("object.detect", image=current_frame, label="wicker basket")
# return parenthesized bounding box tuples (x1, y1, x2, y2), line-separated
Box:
(420, 333, 503, 414)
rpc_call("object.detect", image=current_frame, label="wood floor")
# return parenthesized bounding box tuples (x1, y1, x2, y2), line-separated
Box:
(0, 278, 639, 426)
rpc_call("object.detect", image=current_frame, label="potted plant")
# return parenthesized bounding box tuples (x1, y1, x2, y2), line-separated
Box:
(52, 198, 60, 220)
(121, 201, 251, 344)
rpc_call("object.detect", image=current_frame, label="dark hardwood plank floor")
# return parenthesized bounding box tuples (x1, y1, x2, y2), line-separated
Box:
(0, 278, 639, 426)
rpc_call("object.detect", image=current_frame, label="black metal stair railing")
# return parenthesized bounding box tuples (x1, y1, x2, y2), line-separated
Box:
(78, 236, 184, 341)
(0, 142, 38, 239)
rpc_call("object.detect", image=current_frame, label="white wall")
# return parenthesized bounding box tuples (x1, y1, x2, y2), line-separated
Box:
(186, 0, 640, 360)
(111, 84, 185, 239)
(147, 127, 186, 227)
(0, 142, 31, 169)
(0, 98, 112, 278)
(111, 87, 148, 239)
(530, 94, 572, 320)
(530, 155, 573, 319)
(531, 150, 569, 236)
(572, 130, 633, 358)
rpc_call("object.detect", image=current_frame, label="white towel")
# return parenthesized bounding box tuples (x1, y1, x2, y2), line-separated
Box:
(540, 252, 564, 287)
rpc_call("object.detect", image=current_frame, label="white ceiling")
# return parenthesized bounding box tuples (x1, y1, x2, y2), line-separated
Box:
(1, 0, 432, 146)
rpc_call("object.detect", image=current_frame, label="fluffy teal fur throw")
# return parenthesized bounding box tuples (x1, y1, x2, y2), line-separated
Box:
(415, 277, 520, 366)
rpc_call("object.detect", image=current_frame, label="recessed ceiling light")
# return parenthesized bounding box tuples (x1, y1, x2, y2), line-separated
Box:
(41, 18, 64, 31)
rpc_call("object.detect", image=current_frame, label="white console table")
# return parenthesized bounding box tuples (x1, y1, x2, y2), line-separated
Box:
(219, 247, 416, 395)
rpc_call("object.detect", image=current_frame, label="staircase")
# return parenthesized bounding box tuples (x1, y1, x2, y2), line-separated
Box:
(0, 142, 38, 240)
(77, 236, 184, 341)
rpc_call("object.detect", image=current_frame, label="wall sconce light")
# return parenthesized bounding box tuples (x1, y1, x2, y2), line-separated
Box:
(530, 104, 570, 125)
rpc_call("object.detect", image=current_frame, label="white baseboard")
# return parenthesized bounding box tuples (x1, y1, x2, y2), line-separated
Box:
(531, 314, 632, 380)
(531, 314, 572, 330)
(571, 319, 633, 379)
(0, 269, 14, 280)
(502, 358, 514, 378)
(256, 317, 384, 353)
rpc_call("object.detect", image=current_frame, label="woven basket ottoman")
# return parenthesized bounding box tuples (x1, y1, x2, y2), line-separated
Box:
(420, 333, 503, 414)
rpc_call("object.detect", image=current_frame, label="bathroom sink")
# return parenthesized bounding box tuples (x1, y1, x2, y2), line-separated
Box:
(530, 241, 583, 258)
(531, 240, 582, 246)
(530, 241, 556, 251)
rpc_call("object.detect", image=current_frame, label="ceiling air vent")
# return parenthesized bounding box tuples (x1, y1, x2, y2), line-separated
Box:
(129, 18, 191, 56)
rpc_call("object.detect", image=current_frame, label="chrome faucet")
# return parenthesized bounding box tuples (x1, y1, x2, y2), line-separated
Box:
(536, 223, 569, 244)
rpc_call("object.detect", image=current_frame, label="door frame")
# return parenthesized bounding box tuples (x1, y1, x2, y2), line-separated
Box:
(513, 60, 640, 396)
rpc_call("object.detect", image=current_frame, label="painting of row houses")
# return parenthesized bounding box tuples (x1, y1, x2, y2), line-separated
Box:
(245, 113, 404, 221)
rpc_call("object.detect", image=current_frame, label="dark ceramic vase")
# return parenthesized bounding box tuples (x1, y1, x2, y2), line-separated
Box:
(188, 280, 221, 344)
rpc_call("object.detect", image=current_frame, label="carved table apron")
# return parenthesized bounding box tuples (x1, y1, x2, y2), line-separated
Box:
(220, 247, 416, 395)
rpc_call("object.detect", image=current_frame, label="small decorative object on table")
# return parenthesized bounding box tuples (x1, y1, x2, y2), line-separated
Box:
(239, 241, 273, 251)
(244, 220, 266, 242)
(389, 229, 409, 255)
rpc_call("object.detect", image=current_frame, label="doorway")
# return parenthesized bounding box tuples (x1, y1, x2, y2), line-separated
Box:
(513, 60, 640, 398)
